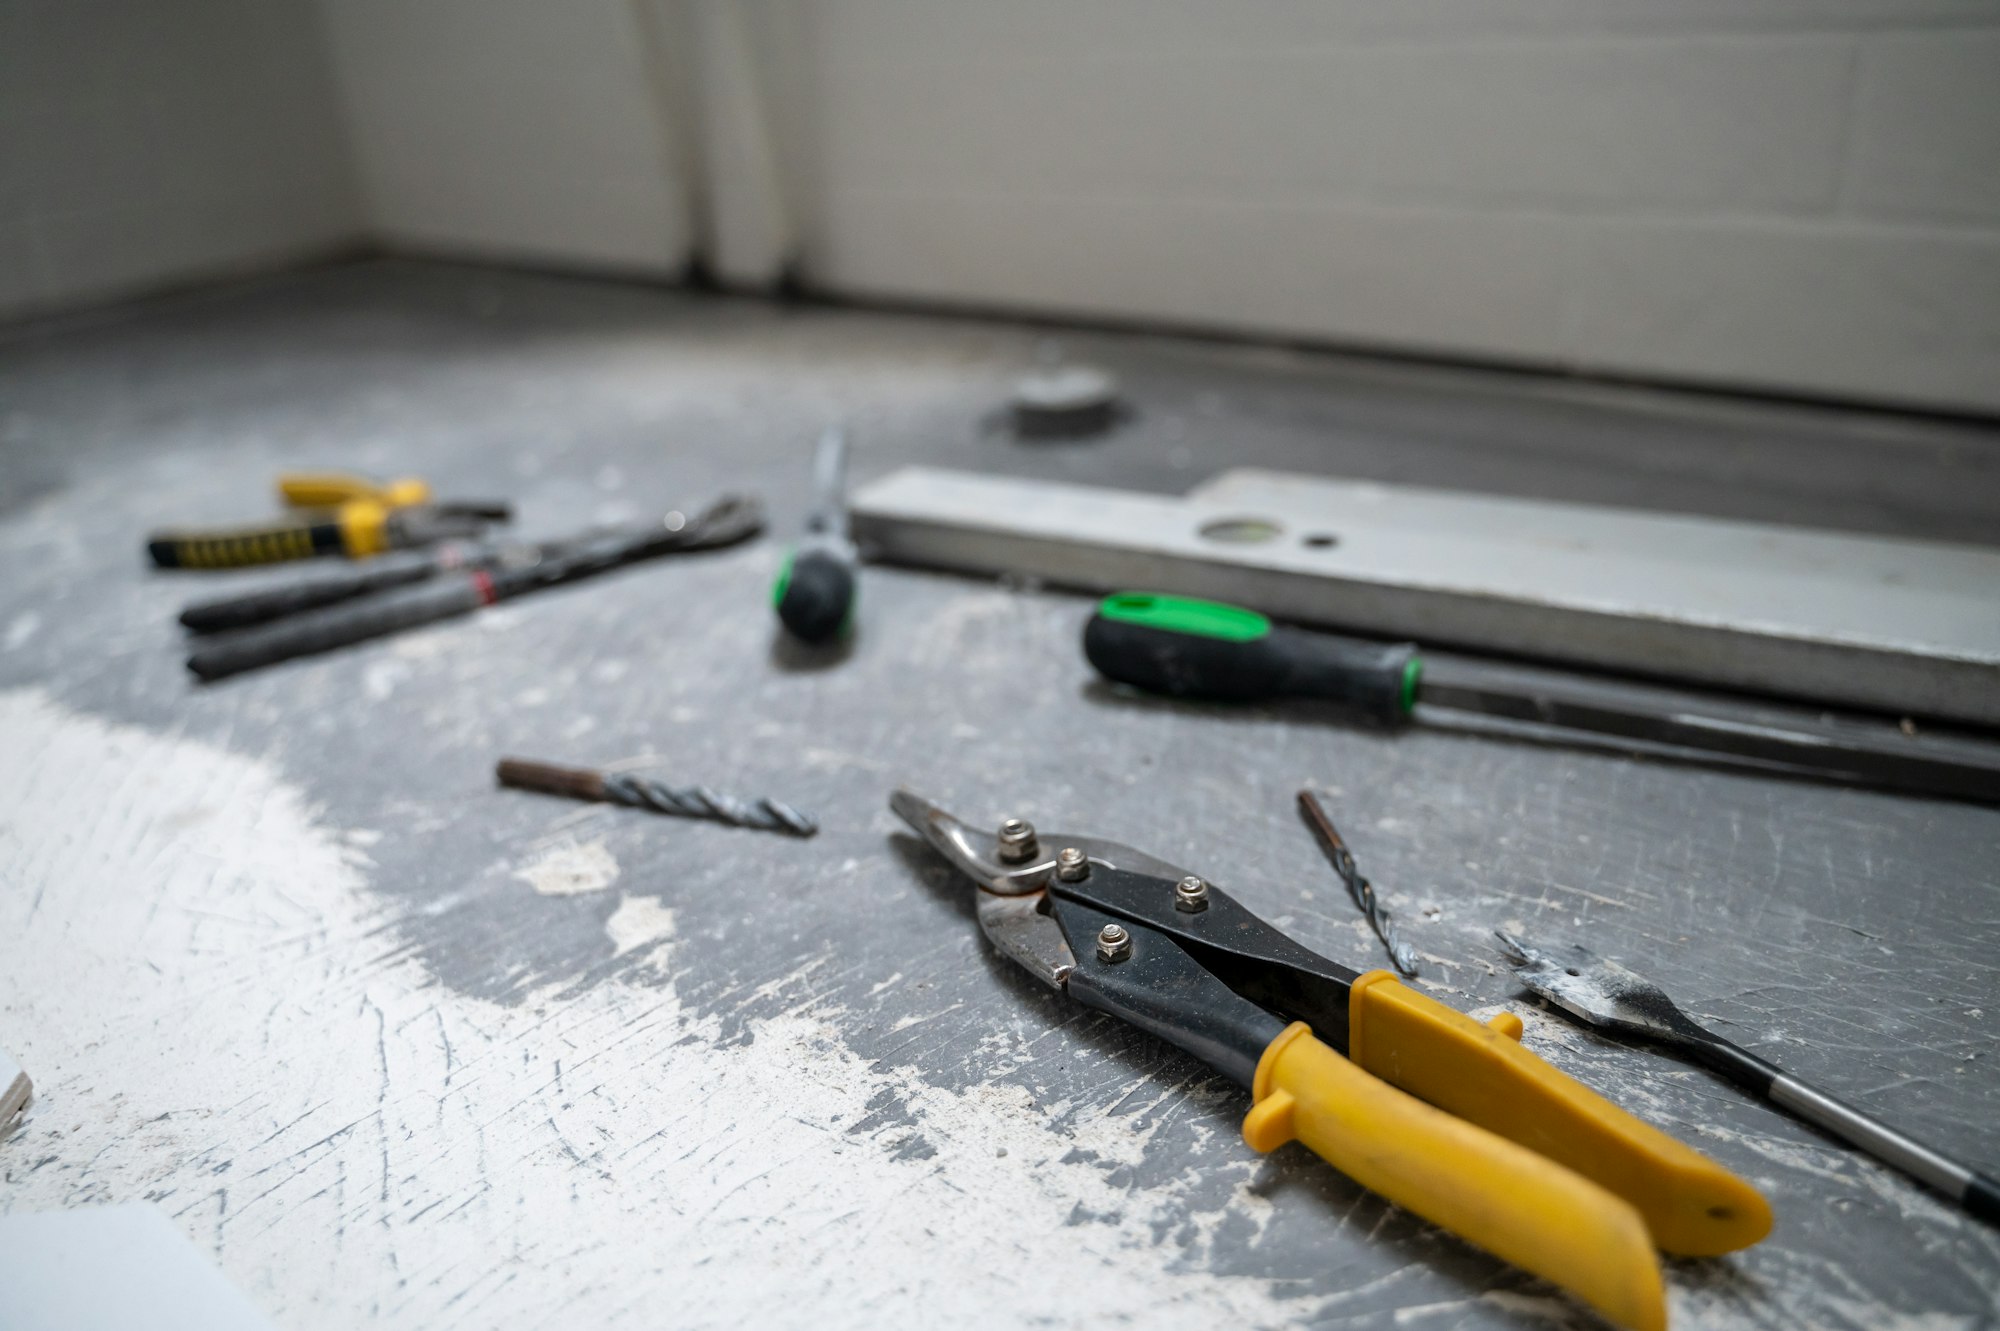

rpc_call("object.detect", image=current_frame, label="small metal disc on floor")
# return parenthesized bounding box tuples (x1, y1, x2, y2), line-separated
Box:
(1009, 364, 1123, 438)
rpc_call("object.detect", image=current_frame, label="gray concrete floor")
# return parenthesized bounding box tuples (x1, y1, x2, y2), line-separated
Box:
(0, 259, 1996, 1330)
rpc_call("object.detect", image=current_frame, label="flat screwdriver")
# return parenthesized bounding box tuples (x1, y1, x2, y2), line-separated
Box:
(1083, 591, 2000, 805)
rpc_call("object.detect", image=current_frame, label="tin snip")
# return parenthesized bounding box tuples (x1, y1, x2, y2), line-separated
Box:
(891, 789, 1771, 1331)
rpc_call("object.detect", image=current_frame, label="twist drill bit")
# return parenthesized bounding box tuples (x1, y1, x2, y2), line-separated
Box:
(497, 758, 817, 837)
(1297, 788, 1418, 976)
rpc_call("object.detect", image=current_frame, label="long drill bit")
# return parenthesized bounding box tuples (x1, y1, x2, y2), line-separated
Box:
(1297, 789, 1419, 976)
(497, 758, 817, 837)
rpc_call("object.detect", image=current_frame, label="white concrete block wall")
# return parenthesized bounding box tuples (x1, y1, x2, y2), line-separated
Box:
(315, 0, 692, 274)
(1847, 31, 2000, 224)
(3, 2, 1995, 415)
(787, 1, 2000, 414)
(0, 0, 358, 319)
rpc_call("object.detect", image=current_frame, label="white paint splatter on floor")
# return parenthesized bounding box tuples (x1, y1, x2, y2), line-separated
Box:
(514, 836, 620, 896)
(0, 689, 1304, 1330)
(362, 659, 410, 701)
(604, 895, 676, 958)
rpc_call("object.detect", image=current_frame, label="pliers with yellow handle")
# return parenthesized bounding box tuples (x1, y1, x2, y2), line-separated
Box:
(890, 790, 1772, 1331)
(147, 472, 511, 569)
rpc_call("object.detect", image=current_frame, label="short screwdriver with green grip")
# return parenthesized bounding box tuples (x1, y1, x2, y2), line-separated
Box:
(772, 426, 858, 643)
(1081, 592, 2000, 803)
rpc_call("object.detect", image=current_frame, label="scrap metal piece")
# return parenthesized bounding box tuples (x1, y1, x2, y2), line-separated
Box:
(1494, 932, 1705, 1042)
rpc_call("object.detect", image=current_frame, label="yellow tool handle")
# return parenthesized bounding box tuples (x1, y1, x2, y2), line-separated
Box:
(278, 472, 430, 510)
(335, 499, 393, 556)
(1245, 1023, 1665, 1331)
(149, 520, 332, 569)
(147, 502, 391, 568)
(1347, 971, 1772, 1256)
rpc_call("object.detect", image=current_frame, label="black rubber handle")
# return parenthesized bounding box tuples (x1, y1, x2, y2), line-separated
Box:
(187, 575, 487, 680)
(1083, 593, 1419, 726)
(1970, 1174, 2000, 1225)
(178, 555, 442, 633)
(775, 548, 856, 643)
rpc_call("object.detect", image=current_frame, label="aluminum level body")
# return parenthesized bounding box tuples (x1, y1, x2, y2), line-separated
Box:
(850, 467, 2000, 726)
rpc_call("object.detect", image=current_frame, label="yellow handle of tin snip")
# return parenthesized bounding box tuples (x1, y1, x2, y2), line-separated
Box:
(1346, 971, 1772, 1257)
(1245, 1021, 1666, 1331)
(277, 472, 431, 510)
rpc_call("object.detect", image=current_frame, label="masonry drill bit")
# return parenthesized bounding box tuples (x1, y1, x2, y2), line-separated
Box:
(1297, 789, 1419, 976)
(496, 758, 817, 837)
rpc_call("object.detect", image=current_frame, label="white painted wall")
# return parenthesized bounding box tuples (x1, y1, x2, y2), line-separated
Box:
(0, 0, 357, 319)
(4, 2, 1996, 414)
(315, 0, 694, 274)
(787, 1, 2000, 414)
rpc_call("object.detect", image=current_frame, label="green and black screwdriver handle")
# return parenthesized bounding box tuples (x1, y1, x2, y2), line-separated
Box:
(1082, 591, 2000, 806)
(1085, 593, 1420, 724)
(772, 426, 858, 643)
